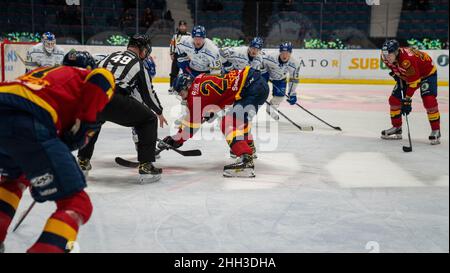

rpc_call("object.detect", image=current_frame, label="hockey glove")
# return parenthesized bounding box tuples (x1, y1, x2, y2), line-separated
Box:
(158, 136, 183, 150)
(389, 71, 400, 82)
(287, 94, 297, 105)
(61, 120, 101, 151)
(401, 97, 412, 116)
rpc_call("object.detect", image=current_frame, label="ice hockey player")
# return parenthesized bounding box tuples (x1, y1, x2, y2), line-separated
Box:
(169, 20, 191, 94)
(219, 37, 265, 158)
(173, 25, 222, 126)
(0, 51, 114, 253)
(220, 37, 264, 72)
(176, 25, 222, 77)
(25, 32, 65, 71)
(380, 39, 441, 145)
(159, 67, 269, 178)
(77, 35, 166, 183)
(261, 41, 300, 120)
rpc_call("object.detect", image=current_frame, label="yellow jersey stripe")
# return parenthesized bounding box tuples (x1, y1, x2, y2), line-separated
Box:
(0, 188, 21, 210)
(235, 66, 251, 101)
(0, 84, 58, 124)
(44, 218, 78, 242)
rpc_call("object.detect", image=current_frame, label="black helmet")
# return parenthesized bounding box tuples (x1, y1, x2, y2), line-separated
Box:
(128, 34, 152, 57)
(382, 39, 400, 55)
(173, 73, 194, 93)
(63, 50, 97, 69)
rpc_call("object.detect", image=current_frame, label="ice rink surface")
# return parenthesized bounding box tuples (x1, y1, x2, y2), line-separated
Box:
(5, 83, 449, 253)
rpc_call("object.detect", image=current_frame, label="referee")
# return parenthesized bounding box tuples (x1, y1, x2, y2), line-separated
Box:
(168, 20, 190, 94)
(77, 34, 167, 184)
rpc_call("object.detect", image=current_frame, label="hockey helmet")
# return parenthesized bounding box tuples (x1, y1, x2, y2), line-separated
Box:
(249, 37, 264, 49)
(63, 50, 97, 70)
(382, 39, 400, 56)
(192, 25, 206, 38)
(279, 41, 293, 53)
(42, 32, 56, 54)
(128, 34, 152, 57)
(173, 73, 194, 93)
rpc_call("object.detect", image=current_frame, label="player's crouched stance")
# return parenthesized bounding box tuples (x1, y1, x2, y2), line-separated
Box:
(159, 67, 269, 177)
(0, 51, 114, 252)
(380, 40, 441, 145)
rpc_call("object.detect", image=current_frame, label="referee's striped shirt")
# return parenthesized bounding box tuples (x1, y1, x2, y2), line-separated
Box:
(99, 50, 163, 115)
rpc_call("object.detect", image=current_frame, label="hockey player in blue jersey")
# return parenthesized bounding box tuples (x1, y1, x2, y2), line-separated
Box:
(220, 37, 264, 72)
(261, 42, 300, 120)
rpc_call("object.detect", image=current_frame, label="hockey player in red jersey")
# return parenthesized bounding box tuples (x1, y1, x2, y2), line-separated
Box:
(159, 67, 269, 177)
(0, 51, 115, 253)
(380, 39, 441, 145)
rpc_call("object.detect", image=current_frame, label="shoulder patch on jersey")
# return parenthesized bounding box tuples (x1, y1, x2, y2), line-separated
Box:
(85, 68, 115, 99)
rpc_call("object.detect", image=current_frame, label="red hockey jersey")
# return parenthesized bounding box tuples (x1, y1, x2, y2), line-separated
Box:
(176, 67, 251, 142)
(0, 66, 115, 134)
(382, 47, 437, 97)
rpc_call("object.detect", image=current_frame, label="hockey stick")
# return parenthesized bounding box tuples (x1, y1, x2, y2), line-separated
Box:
(115, 139, 202, 168)
(266, 101, 314, 131)
(285, 95, 342, 131)
(13, 201, 36, 232)
(403, 114, 413, 152)
(399, 81, 413, 152)
(17, 54, 40, 68)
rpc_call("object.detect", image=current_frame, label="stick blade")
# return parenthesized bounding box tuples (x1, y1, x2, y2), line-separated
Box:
(115, 157, 139, 168)
(402, 146, 413, 153)
(302, 126, 314, 131)
(180, 149, 202, 156)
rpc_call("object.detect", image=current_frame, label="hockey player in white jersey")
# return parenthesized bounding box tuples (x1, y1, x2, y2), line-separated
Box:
(176, 25, 222, 77)
(262, 42, 300, 120)
(220, 37, 264, 72)
(25, 32, 65, 71)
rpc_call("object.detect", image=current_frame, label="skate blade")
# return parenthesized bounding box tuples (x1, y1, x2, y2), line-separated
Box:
(430, 139, 441, 145)
(381, 135, 402, 140)
(223, 168, 255, 178)
(138, 174, 161, 184)
(82, 170, 90, 178)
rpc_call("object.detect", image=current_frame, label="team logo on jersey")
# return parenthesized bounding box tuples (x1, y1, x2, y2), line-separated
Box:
(401, 60, 411, 69)
(30, 173, 54, 188)
(421, 82, 430, 91)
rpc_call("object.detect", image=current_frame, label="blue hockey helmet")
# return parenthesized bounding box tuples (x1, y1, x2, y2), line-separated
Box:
(63, 50, 97, 70)
(249, 37, 264, 49)
(192, 25, 206, 38)
(173, 73, 194, 93)
(382, 39, 400, 55)
(42, 32, 56, 53)
(279, 41, 293, 53)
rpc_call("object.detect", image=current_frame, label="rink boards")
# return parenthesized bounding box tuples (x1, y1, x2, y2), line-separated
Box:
(1, 41, 449, 85)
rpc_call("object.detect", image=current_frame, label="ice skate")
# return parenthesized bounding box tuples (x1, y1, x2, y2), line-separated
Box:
(138, 162, 162, 184)
(381, 127, 402, 140)
(429, 130, 441, 145)
(249, 142, 258, 159)
(77, 157, 92, 177)
(223, 154, 255, 178)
